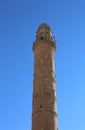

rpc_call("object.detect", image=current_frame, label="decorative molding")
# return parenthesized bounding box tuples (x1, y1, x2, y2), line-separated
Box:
(33, 40, 56, 52)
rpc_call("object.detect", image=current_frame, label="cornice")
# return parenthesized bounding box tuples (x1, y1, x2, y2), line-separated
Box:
(33, 40, 56, 52)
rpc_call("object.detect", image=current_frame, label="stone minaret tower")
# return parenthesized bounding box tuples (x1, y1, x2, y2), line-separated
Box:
(32, 23, 58, 130)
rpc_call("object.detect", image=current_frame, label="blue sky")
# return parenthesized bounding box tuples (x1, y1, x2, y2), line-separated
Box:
(0, 0, 85, 130)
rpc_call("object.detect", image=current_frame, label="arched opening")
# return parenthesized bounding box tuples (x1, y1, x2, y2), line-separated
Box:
(40, 37, 44, 40)
(40, 105, 43, 108)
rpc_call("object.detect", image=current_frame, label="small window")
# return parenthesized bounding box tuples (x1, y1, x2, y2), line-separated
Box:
(40, 37, 43, 40)
(40, 105, 43, 108)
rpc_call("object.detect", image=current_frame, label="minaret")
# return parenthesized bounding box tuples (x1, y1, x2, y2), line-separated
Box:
(32, 23, 58, 130)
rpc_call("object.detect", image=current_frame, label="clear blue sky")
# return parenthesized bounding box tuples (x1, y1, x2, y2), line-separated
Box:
(0, 0, 85, 130)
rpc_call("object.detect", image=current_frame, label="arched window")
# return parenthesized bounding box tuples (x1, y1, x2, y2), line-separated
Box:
(40, 105, 43, 108)
(40, 37, 43, 40)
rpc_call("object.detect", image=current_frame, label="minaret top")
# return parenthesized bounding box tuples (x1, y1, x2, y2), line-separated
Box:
(33, 23, 56, 52)
(36, 23, 51, 32)
(36, 23, 53, 41)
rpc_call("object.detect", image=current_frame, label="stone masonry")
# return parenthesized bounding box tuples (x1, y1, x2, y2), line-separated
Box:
(32, 23, 58, 130)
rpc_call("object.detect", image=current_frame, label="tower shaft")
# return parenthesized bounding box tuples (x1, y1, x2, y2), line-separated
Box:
(32, 24, 58, 130)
